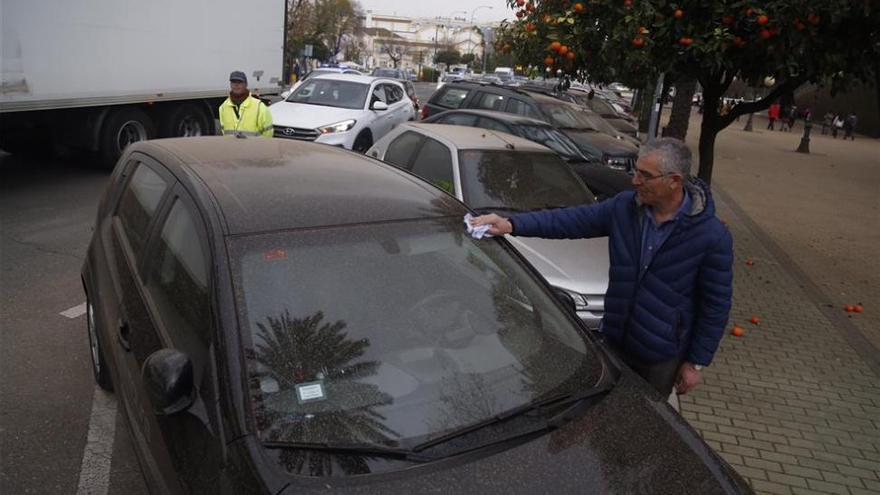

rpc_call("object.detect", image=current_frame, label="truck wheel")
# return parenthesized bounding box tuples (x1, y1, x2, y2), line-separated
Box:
(352, 131, 373, 153)
(86, 297, 114, 392)
(161, 103, 211, 138)
(100, 107, 155, 169)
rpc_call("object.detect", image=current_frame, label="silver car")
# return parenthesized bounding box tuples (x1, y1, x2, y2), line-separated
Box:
(367, 123, 609, 328)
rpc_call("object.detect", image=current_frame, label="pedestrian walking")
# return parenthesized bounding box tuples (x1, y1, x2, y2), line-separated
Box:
(767, 102, 781, 130)
(843, 112, 858, 140)
(219, 71, 273, 138)
(832, 114, 844, 138)
(469, 138, 733, 397)
(821, 112, 833, 135)
(293, 61, 302, 83)
(779, 106, 790, 132)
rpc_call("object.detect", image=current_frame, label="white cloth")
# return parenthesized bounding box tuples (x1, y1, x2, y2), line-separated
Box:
(464, 213, 493, 239)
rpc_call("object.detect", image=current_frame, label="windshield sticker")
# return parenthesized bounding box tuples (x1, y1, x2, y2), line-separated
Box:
(296, 381, 326, 403)
(263, 249, 287, 261)
(260, 376, 280, 394)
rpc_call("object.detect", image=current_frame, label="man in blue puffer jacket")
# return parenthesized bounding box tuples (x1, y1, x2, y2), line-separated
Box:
(471, 138, 733, 396)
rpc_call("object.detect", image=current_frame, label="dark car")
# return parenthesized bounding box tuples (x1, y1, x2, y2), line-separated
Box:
(423, 81, 638, 173)
(423, 109, 633, 200)
(82, 137, 751, 494)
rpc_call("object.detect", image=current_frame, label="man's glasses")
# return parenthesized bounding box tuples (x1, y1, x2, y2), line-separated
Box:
(634, 168, 678, 181)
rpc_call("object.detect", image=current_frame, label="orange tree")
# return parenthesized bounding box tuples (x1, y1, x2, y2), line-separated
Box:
(495, 0, 879, 184)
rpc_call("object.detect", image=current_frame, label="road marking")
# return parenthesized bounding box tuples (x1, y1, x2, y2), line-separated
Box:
(76, 386, 118, 495)
(61, 302, 87, 319)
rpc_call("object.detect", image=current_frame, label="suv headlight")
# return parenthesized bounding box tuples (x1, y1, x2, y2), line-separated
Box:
(604, 155, 629, 171)
(318, 119, 356, 134)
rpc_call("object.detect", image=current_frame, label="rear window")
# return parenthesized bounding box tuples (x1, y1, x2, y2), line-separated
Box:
(433, 87, 470, 109)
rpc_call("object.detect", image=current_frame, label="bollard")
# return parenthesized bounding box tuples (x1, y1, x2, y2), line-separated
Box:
(796, 119, 813, 153)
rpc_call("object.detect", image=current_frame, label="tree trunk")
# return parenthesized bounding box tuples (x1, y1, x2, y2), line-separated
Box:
(662, 76, 698, 139)
(636, 83, 655, 134)
(697, 90, 721, 184)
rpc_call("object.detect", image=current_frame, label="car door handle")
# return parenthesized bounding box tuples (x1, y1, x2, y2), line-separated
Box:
(118, 320, 132, 351)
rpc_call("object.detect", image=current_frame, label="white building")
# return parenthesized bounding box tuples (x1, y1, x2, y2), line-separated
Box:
(354, 11, 491, 72)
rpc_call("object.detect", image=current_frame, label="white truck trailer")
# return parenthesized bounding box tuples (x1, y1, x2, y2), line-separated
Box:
(0, 0, 284, 165)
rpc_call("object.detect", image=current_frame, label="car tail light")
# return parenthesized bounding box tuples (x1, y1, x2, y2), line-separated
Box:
(421, 105, 430, 120)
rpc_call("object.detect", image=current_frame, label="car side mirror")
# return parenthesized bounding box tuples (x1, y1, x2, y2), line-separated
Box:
(142, 348, 196, 416)
(553, 289, 577, 314)
(372, 101, 389, 111)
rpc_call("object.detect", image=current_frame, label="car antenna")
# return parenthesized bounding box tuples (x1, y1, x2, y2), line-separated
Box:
(484, 131, 516, 150)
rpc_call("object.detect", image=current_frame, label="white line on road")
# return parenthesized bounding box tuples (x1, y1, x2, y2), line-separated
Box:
(76, 386, 118, 495)
(61, 302, 87, 319)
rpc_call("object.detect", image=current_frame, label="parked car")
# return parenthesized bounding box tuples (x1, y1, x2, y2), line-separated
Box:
(422, 81, 638, 173)
(436, 73, 464, 90)
(422, 109, 633, 200)
(367, 122, 609, 328)
(270, 74, 415, 152)
(82, 136, 752, 494)
(371, 67, 407, 80)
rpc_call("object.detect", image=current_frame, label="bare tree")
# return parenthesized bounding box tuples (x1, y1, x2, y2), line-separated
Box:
(380, 44, 410, 68)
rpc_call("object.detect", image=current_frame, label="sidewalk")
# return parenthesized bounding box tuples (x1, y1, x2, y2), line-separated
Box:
(674, 111, 880, 494)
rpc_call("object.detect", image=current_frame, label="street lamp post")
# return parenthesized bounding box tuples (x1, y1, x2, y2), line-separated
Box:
(468, 6, 493, 70)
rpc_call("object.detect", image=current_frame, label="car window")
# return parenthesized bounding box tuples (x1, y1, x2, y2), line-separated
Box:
(384, 131, 424, 168)
(474, 92, 506, 111)
(370, 85, 387, 105)
(437, 113, 479, 126)
(146, 198, 211, 349)
(506, 99, 541, 119)
(287, 79, 369, 110)
(117, 163, 170, 257)
(477, 117, 512, 133)
(538, 103, 591, 130)
(458, 150, 594, 212)
(230, 218, 603, 454)
(383, 84, 403, 104)
(410, 138, 454, 194)
(434, 87, 470, 109)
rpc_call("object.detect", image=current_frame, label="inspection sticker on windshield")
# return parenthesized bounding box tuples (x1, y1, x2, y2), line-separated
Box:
(296, 381, 326, 403)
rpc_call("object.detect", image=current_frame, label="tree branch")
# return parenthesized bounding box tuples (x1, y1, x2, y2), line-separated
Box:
(719, 74, 809, 129)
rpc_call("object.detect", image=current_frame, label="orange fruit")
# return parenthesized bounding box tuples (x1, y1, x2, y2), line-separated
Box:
(731, 325, 745, 337)
(844, 304, 854, 312)
(749, 316, 761, 325)
(854, 304, 864, 313)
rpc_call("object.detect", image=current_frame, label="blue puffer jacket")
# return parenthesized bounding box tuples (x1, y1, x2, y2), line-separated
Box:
(510, 178, 733, 366)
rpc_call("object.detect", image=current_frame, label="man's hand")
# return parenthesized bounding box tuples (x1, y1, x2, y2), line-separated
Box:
(470, 214, 514, 236)
(674, 362, 702, 395)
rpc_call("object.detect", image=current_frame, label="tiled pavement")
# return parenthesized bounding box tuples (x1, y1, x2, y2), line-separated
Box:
(677, 190, 880, 494)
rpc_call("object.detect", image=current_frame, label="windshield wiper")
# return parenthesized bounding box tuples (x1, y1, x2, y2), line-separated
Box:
(411, 382, 614, 453)
(262, 441, 436, 463)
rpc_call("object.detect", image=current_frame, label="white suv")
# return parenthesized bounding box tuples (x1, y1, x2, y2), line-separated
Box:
(270, 74, 415, 152)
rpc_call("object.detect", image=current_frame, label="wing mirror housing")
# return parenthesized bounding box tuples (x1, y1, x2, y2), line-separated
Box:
(142, 348, 196, 416)
(372, 101, 389, 111)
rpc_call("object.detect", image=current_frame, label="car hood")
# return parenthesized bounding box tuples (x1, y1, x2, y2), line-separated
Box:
(273, 368, 752, 494)
(506, 235, 609, 296)
(269, 102, 365, 128)
(565, 130, 638, 156)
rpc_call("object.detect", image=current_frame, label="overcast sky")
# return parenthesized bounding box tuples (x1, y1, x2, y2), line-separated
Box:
(360, 0, 513, 23)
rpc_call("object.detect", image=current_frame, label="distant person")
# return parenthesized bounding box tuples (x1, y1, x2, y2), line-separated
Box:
(843, 112, 858, 140)
(219, 71, 273, 138)
(293, 61, 302, 83)
(821, 112, 834, 135)
(832, 114, 844, 138)
(779, 105, 790, 132)
(767, 103, 781, 130)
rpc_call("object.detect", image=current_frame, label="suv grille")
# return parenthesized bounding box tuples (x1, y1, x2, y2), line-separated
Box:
(274, 126, 319, 141)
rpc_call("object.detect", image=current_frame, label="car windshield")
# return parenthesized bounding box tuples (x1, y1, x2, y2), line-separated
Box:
(302, 69, 337, 81)
(538, 103, 593, 130)
(577, 110, 620, 135)
(373, 69, 402, 78)
(516, 124, 584, 160)
(286, 79, 369, 109)
(458, 150, 595, 212)
(231, 218, 603, 456)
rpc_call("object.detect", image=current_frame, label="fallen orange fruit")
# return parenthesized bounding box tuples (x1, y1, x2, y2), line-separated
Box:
(854, 304, 864, 313)
(749, 316, 761, 325)
(745, 258, 754, 267)
(731, 325, 745, 337)
(844, 304, 855, 312)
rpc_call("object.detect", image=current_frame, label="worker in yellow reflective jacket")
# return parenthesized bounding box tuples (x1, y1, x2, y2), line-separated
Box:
(219, 71, 273, 138)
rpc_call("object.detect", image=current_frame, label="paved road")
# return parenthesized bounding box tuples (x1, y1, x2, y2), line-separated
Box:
(0, 152, 147, 494)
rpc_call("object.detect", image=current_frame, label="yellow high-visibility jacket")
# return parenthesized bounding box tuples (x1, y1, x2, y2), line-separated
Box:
(219, 94, 273, 138)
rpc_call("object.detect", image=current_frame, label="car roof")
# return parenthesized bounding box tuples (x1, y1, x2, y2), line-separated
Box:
(398, 123, 553, 153)
(430, 109, 552, 127)
(309, 73, 396, 85)
(131, 137, 465, 235)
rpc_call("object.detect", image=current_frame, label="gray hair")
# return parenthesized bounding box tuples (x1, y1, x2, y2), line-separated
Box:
(639, 137, 692, 177)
